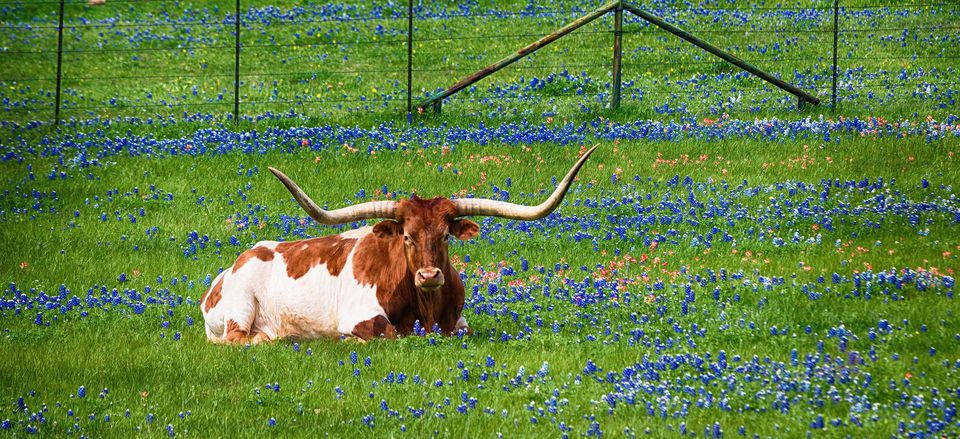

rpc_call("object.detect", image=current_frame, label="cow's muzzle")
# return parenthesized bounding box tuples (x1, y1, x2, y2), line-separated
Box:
(415, 267, 444, 291)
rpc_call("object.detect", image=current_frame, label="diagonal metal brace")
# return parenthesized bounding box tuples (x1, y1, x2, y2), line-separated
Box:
(417, 0, 619, 113)
(622, 3, 820, 108)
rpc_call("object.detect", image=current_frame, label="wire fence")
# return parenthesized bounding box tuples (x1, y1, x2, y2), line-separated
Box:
(0, 0, 957, 125)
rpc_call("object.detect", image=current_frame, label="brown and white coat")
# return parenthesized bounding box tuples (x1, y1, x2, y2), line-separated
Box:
(200, 199, 476, 343)
(200, 146, 597, 343)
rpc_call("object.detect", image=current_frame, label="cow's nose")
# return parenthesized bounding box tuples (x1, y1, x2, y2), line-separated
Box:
(416, 268, 443, 287)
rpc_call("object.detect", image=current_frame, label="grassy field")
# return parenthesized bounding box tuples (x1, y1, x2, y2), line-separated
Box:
(1, 0, 959, 437)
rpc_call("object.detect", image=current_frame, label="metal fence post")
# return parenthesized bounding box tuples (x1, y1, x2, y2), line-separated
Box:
(407, 0, 413, 123)
(54, 0, 65, 126)
(611, 0, 623, 110)
(831, 0, 839, 111)
(234, 0, 241, 123)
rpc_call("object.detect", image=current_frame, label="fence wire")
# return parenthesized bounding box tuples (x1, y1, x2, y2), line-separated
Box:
(0, 0, 957, 123)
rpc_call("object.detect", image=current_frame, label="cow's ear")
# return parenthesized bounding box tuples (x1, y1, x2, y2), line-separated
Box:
(450, 219, 479, 240)
(373, 220, 403, 238)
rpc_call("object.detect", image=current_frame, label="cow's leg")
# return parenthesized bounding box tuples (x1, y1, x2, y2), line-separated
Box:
(219, 324, 271, 344)
(455, 316, 472, 334)
(338, 298, 394, 340)
(350, 315, 397, 341)
(204, 281, 260, 344)
(250, 331, 272, 344)
(210, 302, 257, 344)
(223, 319, 251, 343)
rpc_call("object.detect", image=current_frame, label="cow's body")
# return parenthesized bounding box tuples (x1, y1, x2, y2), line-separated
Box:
(200, 225, 469, 343)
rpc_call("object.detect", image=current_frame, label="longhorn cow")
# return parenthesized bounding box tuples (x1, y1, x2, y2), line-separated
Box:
(200, 146, 597, 343)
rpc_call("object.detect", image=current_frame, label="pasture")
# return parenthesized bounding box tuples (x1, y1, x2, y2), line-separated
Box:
(1, 0, 959, 437)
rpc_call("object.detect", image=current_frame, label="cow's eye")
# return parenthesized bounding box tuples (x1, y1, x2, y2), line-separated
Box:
(403, 235, 412, 245)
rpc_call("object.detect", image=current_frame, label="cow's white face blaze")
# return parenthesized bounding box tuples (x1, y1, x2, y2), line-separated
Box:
(372, 197, 479, 292)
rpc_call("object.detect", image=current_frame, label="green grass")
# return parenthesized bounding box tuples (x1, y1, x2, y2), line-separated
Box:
(1, 137, 959, 436)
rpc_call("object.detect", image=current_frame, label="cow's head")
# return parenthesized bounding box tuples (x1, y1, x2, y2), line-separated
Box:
(370, 197, 478, 291)
(268, 146, 598, 292)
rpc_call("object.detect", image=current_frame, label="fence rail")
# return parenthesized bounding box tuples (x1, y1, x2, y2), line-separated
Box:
(0, 0, 957, 125)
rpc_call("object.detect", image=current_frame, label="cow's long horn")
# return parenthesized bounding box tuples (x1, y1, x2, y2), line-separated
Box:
(269, 167, 397, 225)
(453, 145, 598, 220)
